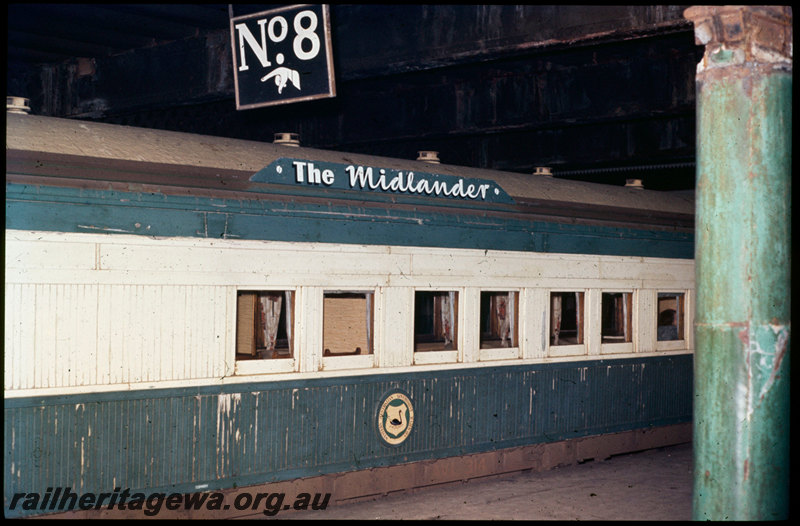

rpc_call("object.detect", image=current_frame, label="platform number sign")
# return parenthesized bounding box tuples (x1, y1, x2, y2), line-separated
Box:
(230, 4, 336, 110)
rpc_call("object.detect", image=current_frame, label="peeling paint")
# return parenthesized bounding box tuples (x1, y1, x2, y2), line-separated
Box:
(756, 324, 789, 402)
(739, 321, 790, 418)
(77, 225, 132, 233)
(271, 208, 428, 226)
(4, 352, 692, 518)
(216, 392, 242, 468)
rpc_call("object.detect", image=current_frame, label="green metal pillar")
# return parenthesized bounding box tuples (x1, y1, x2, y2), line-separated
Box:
(683, 6, 791, 520)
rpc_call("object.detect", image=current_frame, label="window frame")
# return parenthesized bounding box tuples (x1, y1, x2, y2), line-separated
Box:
(599, 290, 634, 355)
(234, 288, 297, 375)
(547, 289, 587, 357)
(478, 289, 521, 362)
(320, 289, 376, 371)
(413, 288, 460, 365)
(655, 291, 689, 352)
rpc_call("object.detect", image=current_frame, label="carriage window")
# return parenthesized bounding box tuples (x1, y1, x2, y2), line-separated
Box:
(657, 292, 685, 341)
(601, 292, 632, 344)
(550, 292, 585, 346)
(414, 291, 458, 352)
(323, 292, 374, 356)
(480, 291, 518, 348)
(236, 291, 294, 360)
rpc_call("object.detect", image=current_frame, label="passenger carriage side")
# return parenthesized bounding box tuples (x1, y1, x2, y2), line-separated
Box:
(4, 114, 694, 517)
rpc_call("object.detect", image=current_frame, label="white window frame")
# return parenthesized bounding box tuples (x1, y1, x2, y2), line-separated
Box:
(600, 289, 635, 355)
(413, 288, 461, 365)
(478, 289, 521, 362)
(320, 289, 376, 371)
(655, 290, 690, 352)
(547, 289, 588, 357)
(234, 287, 298, 375)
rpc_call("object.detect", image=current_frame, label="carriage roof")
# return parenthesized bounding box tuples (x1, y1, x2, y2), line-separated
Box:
(6, 113, 694, 223)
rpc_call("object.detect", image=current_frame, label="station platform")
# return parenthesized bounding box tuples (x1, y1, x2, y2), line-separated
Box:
(280, 442, 693, 521)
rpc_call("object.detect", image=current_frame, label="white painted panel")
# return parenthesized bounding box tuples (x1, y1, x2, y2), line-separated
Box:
(378, 287, 414, 368)
(6, 231, 694, 289)
(585, 289, 602, 356)
(5, 239, 97, 270)
(159, 285, 175, 381)
(596, 257, 645, 280)
(461, 288, 480, 363)
(4, 284, 36, 389)
(5, 230, 696, 395)
(637, 289, 657, 353)
(5, 281, 229, 390)
(548, 344, 587, 358)
(77, 284, 99, 386)
(124, 285, 144, 384)
(187, 285, 201, 381)
(35, 283, 56, 387)
(600, 342, 634, 355)
(297, 287, 323, 373)
(322, 354, 374, 371)
(95, 284, 113, 385)
(410, 252, 603, 282)
(56, 284, 98, 387)
(235, 358, 296, 375)
(18, 283, 100, 388)
(225, 287, 237, 377)
(414, 350, 458, 365)
(521, 288, 547, 360)
(479, 346, 519, 361)
(99, 242, 411, 277)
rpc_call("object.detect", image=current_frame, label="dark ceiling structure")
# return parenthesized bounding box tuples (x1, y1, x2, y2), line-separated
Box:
(7, 4, 702, 191)
(7, 4, 284, 65)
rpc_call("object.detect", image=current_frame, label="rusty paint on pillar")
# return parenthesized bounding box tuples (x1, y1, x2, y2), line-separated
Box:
(684, 5, 791, 521)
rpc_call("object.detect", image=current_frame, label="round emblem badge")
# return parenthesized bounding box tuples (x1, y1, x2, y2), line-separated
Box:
(377, 391, 414, 446)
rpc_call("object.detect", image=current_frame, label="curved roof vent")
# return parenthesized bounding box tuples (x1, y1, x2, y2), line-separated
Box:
(625, 178, 645, 190)
(7, 96, 30, 115)
(533, 166, 553, 177)
(417, 151, 440, 164)
(274, 132, 300, 147)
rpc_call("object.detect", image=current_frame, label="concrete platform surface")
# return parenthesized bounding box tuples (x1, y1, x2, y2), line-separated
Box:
(280, 442, 693, 521)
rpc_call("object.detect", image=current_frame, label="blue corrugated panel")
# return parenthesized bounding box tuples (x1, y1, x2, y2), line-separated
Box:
(4, 355, 692, 517)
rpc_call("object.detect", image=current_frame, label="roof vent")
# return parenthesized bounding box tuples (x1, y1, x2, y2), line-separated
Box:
(7, 96, 30, 115)
(625, 178, 644, 189)
(417, 151, 440, 164)
(533, 166, 553, 177)
(274, 132, 300, 147)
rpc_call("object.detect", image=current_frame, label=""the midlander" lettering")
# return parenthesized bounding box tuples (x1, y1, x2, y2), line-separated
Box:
(289, 161, 495, 201)
(345, 165, 491, 200)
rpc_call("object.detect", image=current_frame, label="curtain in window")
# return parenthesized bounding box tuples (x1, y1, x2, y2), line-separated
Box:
(284, 290, 293, 353)
(509, 291, 516, 347)
(365, 292, 374, 354)
(259, 293, 283, 352)
(438, 292, 455, 348)
(551, 294, 562, 345)
(622, 295, 629, 341)
(496, 292, 516, 347)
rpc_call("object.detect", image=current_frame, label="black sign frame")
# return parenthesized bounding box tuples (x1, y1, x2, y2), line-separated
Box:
(230, 4, 336, 110)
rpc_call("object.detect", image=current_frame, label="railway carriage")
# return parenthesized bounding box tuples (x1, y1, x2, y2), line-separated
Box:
(5, 113, 694, 517)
